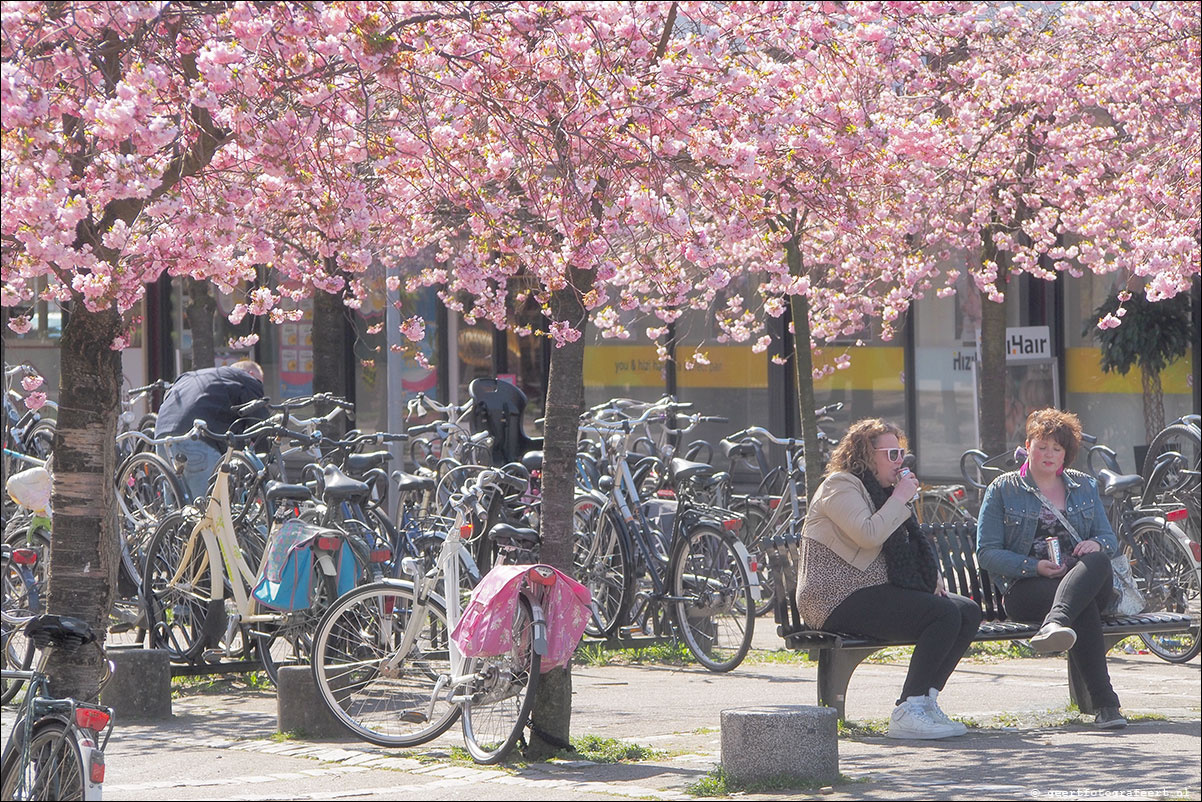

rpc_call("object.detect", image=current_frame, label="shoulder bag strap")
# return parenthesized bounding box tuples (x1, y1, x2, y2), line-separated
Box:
(1028, 483, 1083, 544)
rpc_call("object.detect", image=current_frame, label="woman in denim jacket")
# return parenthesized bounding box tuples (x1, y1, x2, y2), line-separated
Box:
(977, 408, 1126, 729)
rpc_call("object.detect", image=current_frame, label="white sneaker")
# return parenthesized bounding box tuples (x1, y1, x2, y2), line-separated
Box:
(887, 697, 962, 740)
(923, 689, 968, 736)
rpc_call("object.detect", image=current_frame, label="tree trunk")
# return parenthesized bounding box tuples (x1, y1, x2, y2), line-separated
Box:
(978, 228, 1009, 457)
(525, 268, 594, 759)
(185, 277, 217, 370)
(312, 275, 350, 435)
(785, 238, 821, 499)
(1140, 368, 1164, 443)
(47, 303, 123, 700)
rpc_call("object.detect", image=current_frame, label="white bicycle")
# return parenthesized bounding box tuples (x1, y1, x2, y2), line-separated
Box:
(310, 467, 558, 764)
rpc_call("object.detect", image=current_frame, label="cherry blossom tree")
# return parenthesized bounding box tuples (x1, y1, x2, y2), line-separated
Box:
(874, 2, 1201, 454)
(1, 1, 399, 697)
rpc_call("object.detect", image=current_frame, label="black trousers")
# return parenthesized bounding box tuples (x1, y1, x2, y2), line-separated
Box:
(823, 585, 982, 704)
(1003, 550, 1119, 709)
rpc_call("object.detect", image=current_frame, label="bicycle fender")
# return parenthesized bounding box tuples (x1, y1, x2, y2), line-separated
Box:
(728, 536, 762, 603)
(529, 596, 549, 657)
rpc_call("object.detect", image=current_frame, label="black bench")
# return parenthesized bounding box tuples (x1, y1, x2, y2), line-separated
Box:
(771, 521, 1194, 721)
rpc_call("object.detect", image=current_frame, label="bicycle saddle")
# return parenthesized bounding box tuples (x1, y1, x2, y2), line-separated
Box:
(670, 457, 717, 483)
(488, 522, 540, 549)
(321, 464, 371, 501)
(521, 450, 543, 473)
(265, 479, 313, 502)
(1096, 468, 1143, 497)
(346, 450, 392, 474)
(25, 614, 96, 651)
(393, 471, 435, 493)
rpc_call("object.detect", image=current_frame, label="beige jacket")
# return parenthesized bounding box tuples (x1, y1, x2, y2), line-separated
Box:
(801, 471, 913, 571)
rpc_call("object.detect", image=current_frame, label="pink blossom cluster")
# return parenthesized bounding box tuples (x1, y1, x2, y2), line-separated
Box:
(2, 2, 1197, 357)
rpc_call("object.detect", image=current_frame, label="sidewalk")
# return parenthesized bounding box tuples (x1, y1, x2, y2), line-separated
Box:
(85, 649, 1202, 800)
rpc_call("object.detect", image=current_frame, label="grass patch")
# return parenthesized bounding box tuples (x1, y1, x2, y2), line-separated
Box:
(270, 728, 306, 741)
(964, 640, 1035, 661)
(171, 671, 272, 698)
(864, 645, 914, 664)
(566, 735, 663, 763)
(687, 765, 848, 797)
(573, 639, 694, 667)
(838, 719, 890, 738)
(742, 647, 815, 665)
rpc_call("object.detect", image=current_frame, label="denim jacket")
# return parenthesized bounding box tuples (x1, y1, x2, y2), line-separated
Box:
(976, 468, 1118, 596)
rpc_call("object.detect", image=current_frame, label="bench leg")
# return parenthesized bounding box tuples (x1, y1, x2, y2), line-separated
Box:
(816, 646, 880, 722)
(1066, 635, 1125, 715)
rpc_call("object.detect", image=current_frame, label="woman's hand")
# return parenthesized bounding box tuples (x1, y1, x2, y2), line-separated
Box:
(891, 470, 920, 502)
(935, 574, 948, 597)
(1036, 559, 1067, 578)
(1072, 539, 1102, 557)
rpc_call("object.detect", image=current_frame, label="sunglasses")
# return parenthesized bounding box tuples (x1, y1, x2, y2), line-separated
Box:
(875, 447, 906, 462)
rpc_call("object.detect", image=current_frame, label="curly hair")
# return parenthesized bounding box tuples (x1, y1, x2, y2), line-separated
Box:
(826, 418, 907, 477)
(1024, 407, 1082, 467)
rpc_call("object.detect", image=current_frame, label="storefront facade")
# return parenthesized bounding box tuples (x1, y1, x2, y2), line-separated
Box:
(5, 268, 1197, 482)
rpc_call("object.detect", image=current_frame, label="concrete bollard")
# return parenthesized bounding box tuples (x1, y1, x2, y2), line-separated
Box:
(276, 665, 348, 739)
(721, 705, 838, 785)
(100, 648, 172, 721)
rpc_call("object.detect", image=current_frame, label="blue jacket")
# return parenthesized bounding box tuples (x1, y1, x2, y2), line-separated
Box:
(976, 468, 1118, 596)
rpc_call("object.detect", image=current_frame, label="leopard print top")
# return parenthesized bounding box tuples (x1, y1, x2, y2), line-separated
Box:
(796, 537, 889, 629)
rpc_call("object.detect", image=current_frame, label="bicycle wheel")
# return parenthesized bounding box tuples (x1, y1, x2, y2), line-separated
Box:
(115, 451, 186, 589)
(1127, 522, 1200, 663)
(0, 719, 85, 800)
(461, 595, 541, 764)
(310, 581, 460, 746)
(571, 497, 631, 638)
(670, 524, 755, 672)
(1141, 422, 1201, 542)
(2, 559, 37, 704)
(255, 572, 337, 684)
(142, 509, 214, 662)
(915, 494, 964, 525)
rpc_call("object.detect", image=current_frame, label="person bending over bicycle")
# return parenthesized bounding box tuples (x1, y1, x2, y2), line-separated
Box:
(153, 360, 265, 500)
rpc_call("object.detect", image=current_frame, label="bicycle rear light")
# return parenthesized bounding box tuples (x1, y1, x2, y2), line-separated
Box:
(316, 536, 342, 551)
(89, 751, 105, 784)
(723, 518, 743, 533)
(1191, 541, 1201, 564)
(368, 548, 391, 563)
(1164, 508, 1188, 522)
(952, 487, 966, 500)
(528, 565, 557, 585)
(12, 548, 37, 565)
(460, 523, 473, 538)
(75, 707, 111, 732)
(768, 497, 781, 510)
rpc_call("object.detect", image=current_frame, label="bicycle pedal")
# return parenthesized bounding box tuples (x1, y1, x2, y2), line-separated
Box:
(400, 710, 428, 724)
(201, 649, 226, 664)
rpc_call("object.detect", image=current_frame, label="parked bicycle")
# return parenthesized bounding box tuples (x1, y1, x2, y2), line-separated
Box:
(572, 399, 758, 672)
(309, 467, 562, 763)
(0, 614, 114, 801)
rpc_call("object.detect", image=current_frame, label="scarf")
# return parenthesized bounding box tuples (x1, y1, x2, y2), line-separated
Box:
(852, 469, 938, 593)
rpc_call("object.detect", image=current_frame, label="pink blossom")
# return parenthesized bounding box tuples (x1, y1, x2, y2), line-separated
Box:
(21, 374, 44, 392)
(400, 316, 425, 341)
(24, 391, 47, 411)
(7, 316, 33, 335)
(228, 334, 260, 350)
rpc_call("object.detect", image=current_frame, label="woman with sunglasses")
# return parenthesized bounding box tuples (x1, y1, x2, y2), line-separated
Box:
(797, 418, 981, 740)
(976, 408, 1126, 729)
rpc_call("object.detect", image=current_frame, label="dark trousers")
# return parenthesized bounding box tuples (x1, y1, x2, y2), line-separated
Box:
(824, 585, 982, 704)
(1003, 550, 1119, 709)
